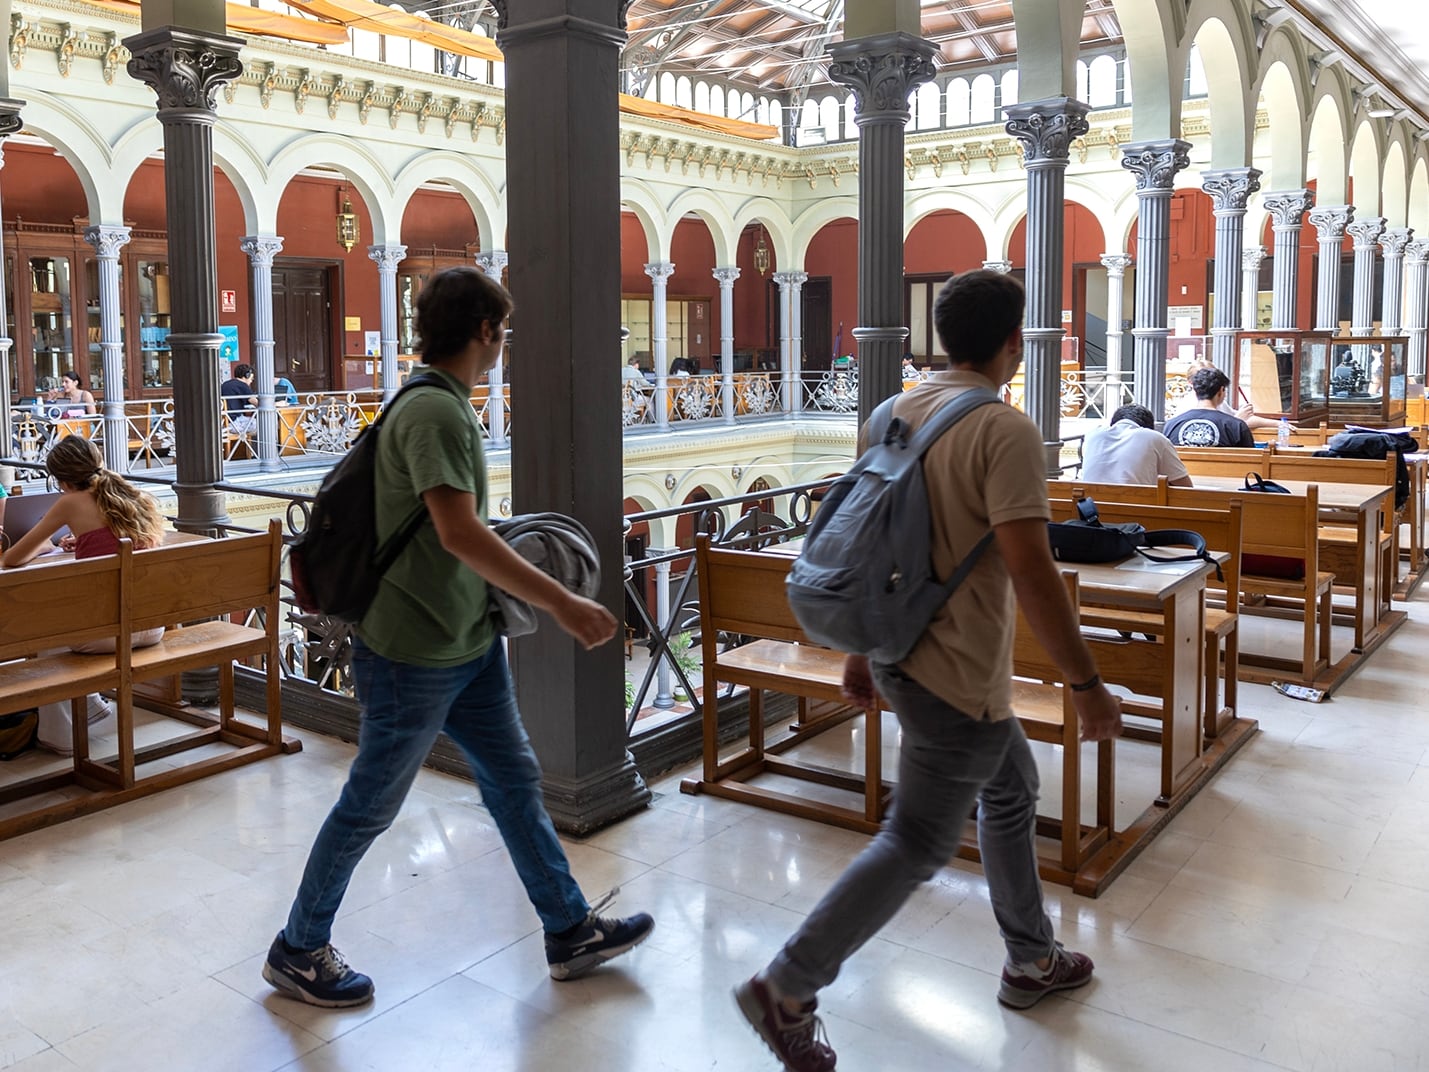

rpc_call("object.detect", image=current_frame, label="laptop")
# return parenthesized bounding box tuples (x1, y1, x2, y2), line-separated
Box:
(1, 491, 69, 550)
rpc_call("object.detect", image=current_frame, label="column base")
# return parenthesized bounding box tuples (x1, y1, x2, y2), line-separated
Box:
(541, 753, 652, 836)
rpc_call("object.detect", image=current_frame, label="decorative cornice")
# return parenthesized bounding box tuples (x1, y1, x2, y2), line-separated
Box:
(1308, 205, 1354, 238)
(1379, 227, 1414, 258)
(1200, 167, 1262, 212)
(1263, 190, 1315, 228)
(239, 234, 285, 265)
(367, 244, 407, 271)
(81, 223, 131, 258)
(826, 33, 938, 121)
(1003, 98, 1091, 164)
(124, 27, 244, 116)
(1119, 139, 1191, 191)
(1346, 216, 1387, 249)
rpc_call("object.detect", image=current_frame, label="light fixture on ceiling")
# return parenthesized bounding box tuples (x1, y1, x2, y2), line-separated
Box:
(336, 189, 360, 252)
(753, 224, 770, 276)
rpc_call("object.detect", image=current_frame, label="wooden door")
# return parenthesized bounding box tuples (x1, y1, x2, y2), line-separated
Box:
(686, 298, 711, 365)
(801, 277, 832, 371)
(271, 264, 331, 393)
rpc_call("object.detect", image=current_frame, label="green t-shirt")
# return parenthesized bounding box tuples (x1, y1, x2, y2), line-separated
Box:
(357, 366, 496, 666)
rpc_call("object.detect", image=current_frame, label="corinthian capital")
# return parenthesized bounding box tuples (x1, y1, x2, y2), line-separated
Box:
(1263, 190, 1314, 229)
(1242, 245, 1267, 271)
(475, 249, 508, 280)
(0, 98, 24, 140)
(1380, 228, 1414, 258)
(712, 266, 741, 287)
(827, 32, 938, 121)
(1406, 238, 1429, 266)
(1346, 217, 1387, 250)
(1308, 205, 1353, 240)
(1099, 254, 1133, 275)
(83, 224, 132, 259)
(643, 261, 675, 283)
(239, 235, 285, 266)
(1003, 98, 1091, 165)
(125, 27, 243, 116)
(368, 244, 408, 271)
(1200, 167, 1262, 212)
(1120, 140, 1191, 191)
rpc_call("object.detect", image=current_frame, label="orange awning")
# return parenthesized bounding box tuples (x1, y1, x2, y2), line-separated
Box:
(83, 0, 351, 46)
(281, 0, 504, 61)
(617, 94, 779, 141)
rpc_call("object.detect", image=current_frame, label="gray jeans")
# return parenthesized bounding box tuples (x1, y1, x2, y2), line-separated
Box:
(766, 664, 1055, 1001)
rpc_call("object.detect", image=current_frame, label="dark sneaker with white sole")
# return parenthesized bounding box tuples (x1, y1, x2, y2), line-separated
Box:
(997, 943, 1094, 1009)
(262, 933, 375, 1008)
(734, 975, 837, 1072)
(545, 891, 654, 981)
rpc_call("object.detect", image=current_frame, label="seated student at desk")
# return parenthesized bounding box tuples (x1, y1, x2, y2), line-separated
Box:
(1082, 403, 1193, 486)
(45, 370, 97, 417)
(0, 436, 168, 753)
(1163, 367, 1255, 447)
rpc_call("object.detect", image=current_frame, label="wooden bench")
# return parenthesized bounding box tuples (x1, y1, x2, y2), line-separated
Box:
(1047, 497, 1244, 742)
(0, 521, 299, 841)
(1175, 446, 1271, 479)
(680, 536, 889, 833)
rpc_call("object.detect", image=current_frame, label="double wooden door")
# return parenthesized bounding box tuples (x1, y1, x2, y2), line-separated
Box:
(270, 262, 333, 393)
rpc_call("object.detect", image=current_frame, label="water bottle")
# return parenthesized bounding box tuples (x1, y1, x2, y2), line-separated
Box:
(1277, 418, 1291, 448)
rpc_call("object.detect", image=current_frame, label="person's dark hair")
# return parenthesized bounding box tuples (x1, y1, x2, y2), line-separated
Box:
(1110, 403, 1155, 428)
(61, 370, 85, 390)
(416, 266, 514, 364)
(1189, 366, 1230, 400)
(233, 363, 254, 380)
(932, 270, 1024, 365)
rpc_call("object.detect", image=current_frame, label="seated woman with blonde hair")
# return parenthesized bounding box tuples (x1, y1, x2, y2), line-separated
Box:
(2, 436, 168, 753)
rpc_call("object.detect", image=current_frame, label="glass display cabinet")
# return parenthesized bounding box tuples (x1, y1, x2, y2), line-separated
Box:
(136, 259, 171, 389)
(1327, 335, 1408, 426)
(1232, 330, 1331, 424)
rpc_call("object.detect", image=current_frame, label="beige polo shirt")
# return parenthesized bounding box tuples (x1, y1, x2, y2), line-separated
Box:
(867, 370, 1050, 720)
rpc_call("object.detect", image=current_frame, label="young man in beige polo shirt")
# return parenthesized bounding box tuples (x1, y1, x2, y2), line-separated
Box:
(736, 270, 1123, 1071)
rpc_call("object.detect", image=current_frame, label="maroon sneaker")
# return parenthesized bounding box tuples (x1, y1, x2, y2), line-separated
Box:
(734, 975, 837, 1071)
(997, 944, 1095, 1009)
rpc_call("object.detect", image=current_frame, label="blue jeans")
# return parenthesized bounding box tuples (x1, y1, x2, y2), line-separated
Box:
(283, 637, 590, 949)
(766, 664, 1055, 1001)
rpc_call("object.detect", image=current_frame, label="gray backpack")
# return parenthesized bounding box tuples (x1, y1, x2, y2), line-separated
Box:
(785, 387, 1001, 665)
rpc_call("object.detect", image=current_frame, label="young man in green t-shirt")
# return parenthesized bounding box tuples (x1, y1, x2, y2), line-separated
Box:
(266, 267, 653, 1008)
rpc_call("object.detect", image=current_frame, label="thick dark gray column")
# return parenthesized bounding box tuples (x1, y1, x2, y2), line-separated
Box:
(828, 31, 937, 426)
(1004, 98, 1090, 459)
(1201, 168, 1261, 376)
(1347, 217, 1386, 338)
(126, 28, 242, 532)
(368, 244, 406, 401)
(713, 266, 739, 425)
(0, 99, 21, 455)
(1379, 228, 1413, 336)
(1308, 205, 1352, 331)
(1405, 240, 1429, 379)
(240, 235, 283, 471)
(82, 224, 132, 473)
(494, 1, 649, 833)
(645, 261, 674, 429)
(1241, 245, 1266, 330)
(475, 249, 508, 446)
(1121, 140, 1191, 421)
(1262, 190, 1313, 331)
(1100, 254, 1132, 395)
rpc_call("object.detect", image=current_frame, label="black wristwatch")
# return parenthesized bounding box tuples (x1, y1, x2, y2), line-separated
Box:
(1070, 673, 1102, 692)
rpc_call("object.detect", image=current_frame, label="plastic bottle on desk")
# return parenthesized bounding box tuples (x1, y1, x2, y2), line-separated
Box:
(1277, 418, 1291, 448)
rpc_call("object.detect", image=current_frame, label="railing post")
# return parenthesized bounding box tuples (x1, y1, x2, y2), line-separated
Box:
(475, 249, 509, 446)
(240, 235, 284, 471)
(713, 266, 739, 425)
(646, 261, 675, 429)
(82, 224, 132, 473)
(368, 244, 407, 403)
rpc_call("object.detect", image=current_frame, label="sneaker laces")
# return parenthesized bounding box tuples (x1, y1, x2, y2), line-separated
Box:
(778, 1001, 833, 1058)
(583, 886, 624, 929)
(312, 944, 354, 981)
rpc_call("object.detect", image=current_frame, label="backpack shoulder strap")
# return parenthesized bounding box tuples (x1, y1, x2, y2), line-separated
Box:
(905, 387, 1002, 457)
(372, 371, 465, 428)
(863, 395, 899, 449)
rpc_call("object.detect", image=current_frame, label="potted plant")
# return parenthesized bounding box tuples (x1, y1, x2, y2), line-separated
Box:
(668, 630, 701, 701)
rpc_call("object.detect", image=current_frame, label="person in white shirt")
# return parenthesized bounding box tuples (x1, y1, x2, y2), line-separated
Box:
(1081, 404, 1193, 486)
(1176, 358, 1277, 431)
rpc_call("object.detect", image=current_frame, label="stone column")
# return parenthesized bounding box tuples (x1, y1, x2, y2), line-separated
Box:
(1201, 168, 1261, 376)
(1100, 253, 1133, 396)
(0, 100, 22, 456)
(1241, 245, 1266, 330)
(828, 31, 938, 426)
(983, 259, 1013, 274)
(712, 266, 739, 425)
(1379, 228, 1413, 336)
(772, 270, 796, 412)
(1003, 98, 1091, 458)
(789, 270, 808, 414)
(1405, 240, 1429, 379)
(645, 261, 674, 429)
(495, 0, 650, 832)
(82, 224, 132, 473)
(1121, 139, 1191, 421)
(239, 236, 283, 471)
(1347, 217, 1386, 338)
(1262, 190, 1314, 332)
(475, 249, 509, 446)
(1308, 205, 1353, 331)
(368, 244, 407, 402)
(126, 27, 243, 533)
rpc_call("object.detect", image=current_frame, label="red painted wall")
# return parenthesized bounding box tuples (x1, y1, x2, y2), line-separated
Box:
(399, 190, 479, 249)
(806, 219, 858, 357)
(1011, 203, 1107, 309)
(904, 210, 987, 275)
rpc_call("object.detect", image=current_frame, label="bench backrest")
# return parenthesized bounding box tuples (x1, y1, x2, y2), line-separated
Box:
(1264, 452, 1397, 489)
(1053, 477, 1167, 507)
(0, 541, 131, 659)
(695, 536, 807, 645)
(128, 522, 283, 633)
(1176, 446, 1271, 478)
(1165, 483, 1319, 565)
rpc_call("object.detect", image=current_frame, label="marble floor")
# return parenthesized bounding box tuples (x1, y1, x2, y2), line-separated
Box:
(3, 581, 1428, 1072)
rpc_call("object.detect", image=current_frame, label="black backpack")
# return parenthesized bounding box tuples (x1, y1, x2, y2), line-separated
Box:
(290, 373, 465, 623)
(1316, 430, 1419, 511)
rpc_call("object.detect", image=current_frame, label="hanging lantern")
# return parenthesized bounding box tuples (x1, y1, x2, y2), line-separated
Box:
(753, 224, 770, 276)
(336, 195, 360, 252)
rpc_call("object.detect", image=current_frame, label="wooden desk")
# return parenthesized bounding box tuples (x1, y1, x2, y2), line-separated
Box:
(1188, 475, 1399, 653)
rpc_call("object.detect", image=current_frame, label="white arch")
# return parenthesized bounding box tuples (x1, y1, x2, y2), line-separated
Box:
(730, 197, 795, 271)
(1110, 0, 1181, 139)
(266, 134, 400, 243)
(1250, 36, 1310, 191)
(906, 189, 998, 255)
(1410, 156, 1429, 235)
(791, 198, 859, 264)
(392, 153, 503, 249)
(1348, 118, 1384, 217)
(211, 122, 266, 235)
(619, 178, 672, 262)
(665, 186, 738, 265)
(1183, 1, 1256, 168)
(7, 92, 110, 222)
(1381, 133, 1411, 228)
